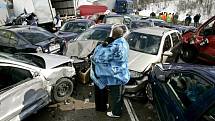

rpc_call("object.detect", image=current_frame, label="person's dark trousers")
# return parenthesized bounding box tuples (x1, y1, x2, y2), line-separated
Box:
(109, 85, 124, 116)
(94, 84, 108, 112)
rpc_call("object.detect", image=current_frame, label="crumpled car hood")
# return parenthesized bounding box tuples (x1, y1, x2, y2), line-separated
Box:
(128, 50, 159, 72)
(41, 66, 75, 85)
(29, 53, 73, 69)
(56, 31, 78, 40)
(65, 40, 99, 58)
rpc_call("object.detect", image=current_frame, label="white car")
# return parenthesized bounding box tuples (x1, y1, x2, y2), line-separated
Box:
(125, 27, 182, 100)
(0, 53, 76, 121)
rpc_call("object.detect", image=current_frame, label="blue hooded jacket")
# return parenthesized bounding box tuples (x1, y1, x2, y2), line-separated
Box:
(90, 37, 130, 89)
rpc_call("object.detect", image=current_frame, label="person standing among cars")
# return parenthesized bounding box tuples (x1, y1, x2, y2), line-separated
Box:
(194, 14, 201, 27)
(173, 12, 179, 24)
(90, 27, 130, 118)
(54, 13, 62, 31)
(185, 14, 192, 26)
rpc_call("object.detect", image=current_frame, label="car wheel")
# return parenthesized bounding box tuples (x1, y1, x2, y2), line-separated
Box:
(145, 82, 153, 102)
(52, 78, 74, 103)
(180, 45, 197, 63)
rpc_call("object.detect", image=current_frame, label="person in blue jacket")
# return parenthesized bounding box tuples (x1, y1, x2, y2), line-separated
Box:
(90, 27, 130, 118)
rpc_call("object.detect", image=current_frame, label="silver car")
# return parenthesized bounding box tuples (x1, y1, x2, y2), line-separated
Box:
(0, 53, 76, 121)
(125, 27, 182, 100)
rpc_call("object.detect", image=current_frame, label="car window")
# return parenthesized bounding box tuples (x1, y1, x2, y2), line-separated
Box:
(105, 16, 124, 24)
(168, 73, 213, 108)
(171, 32, 180, 46)
(18, 30, 55, 45)
(131, 21, 152, 29)
(60, 22, 87, 33)
(0, 30, 11, 46)
(163, 35, 172, 52)
(0, 66, 33, 92)
(200, 20, 215, 36)
(126, 32, 162, 55)
(126, 32, 138, 48)
(76, 28, 110, 41)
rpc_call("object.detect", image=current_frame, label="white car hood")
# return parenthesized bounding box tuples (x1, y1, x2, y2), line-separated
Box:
(128, 50, 159, 72)
(29, 53, 73, 69)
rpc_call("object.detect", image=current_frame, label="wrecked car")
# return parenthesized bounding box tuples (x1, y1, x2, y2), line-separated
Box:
(125, 27, 182, 100)
(0, 52, 75, 121)
(149, 63, 215, 121)
(181, 16, 215, 64)
(0, 26, 66, 54)
(55, 19, 95, 42)
(65, 24, 129, 84)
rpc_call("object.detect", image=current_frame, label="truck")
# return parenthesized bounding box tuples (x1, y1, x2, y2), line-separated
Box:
(114, 0, 133, 14)
(77, 0, 134, 17)
(0, 0, 9, 26)
(9, 0, 76, 31)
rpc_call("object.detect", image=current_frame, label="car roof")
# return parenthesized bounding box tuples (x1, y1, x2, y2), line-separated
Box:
(147, 18, 165, 22)
(132, 27, 173, 36)
(0, 25, 43, 32)
(67, 19, 92, 23)
(131, 20, 151, 23)
(93, 23, 124, 29)
(156, 63, 215, 81)
(106, 14, 123, 17)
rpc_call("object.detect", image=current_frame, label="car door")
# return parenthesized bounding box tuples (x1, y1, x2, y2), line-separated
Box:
(198, 19, 215, 59)
(162, 34, 174, 63)
(0, 64, 49, 121)
(152, 75, 185, 121)
(166, 71, 213, 121)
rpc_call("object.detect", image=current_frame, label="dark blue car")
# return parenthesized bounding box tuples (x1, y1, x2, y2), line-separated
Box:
(148, 63, 215, 121)
(0, 26, 65, 54)
(55, 19, 95, 42)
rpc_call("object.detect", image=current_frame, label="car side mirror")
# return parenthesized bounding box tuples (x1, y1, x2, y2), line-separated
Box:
(157, 74, 166, 82)
(163, 51, 173, 56)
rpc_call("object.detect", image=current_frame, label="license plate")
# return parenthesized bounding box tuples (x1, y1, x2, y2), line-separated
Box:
(49, 44, 60, 52)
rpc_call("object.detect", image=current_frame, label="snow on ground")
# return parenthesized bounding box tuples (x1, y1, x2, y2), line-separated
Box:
(139, 0, 215, 23)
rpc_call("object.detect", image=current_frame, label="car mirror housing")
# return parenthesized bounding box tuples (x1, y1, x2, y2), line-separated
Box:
(163, 51, 173, 56)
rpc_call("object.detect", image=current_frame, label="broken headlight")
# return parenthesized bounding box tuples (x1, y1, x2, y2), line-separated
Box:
(129, 70, 144, 79)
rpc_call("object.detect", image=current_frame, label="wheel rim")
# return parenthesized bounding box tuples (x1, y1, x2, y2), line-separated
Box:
(57, 82, 72, 97)
(146, 83, 153, 101)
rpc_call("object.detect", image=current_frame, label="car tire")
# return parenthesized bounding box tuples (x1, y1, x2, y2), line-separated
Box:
(145, 82, 153, 102)
(180, 44, 197, 63)
(52, 78, 74, 103)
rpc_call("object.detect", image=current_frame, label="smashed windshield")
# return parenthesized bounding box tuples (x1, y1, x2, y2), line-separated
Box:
(126, 32, 161, 55)
(18, 30, 54, 44)
(106, 16, 124, 24)
(76, 28, 110, 41)
(131, 21, 152, 29)
(60, 22, 87, 33)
